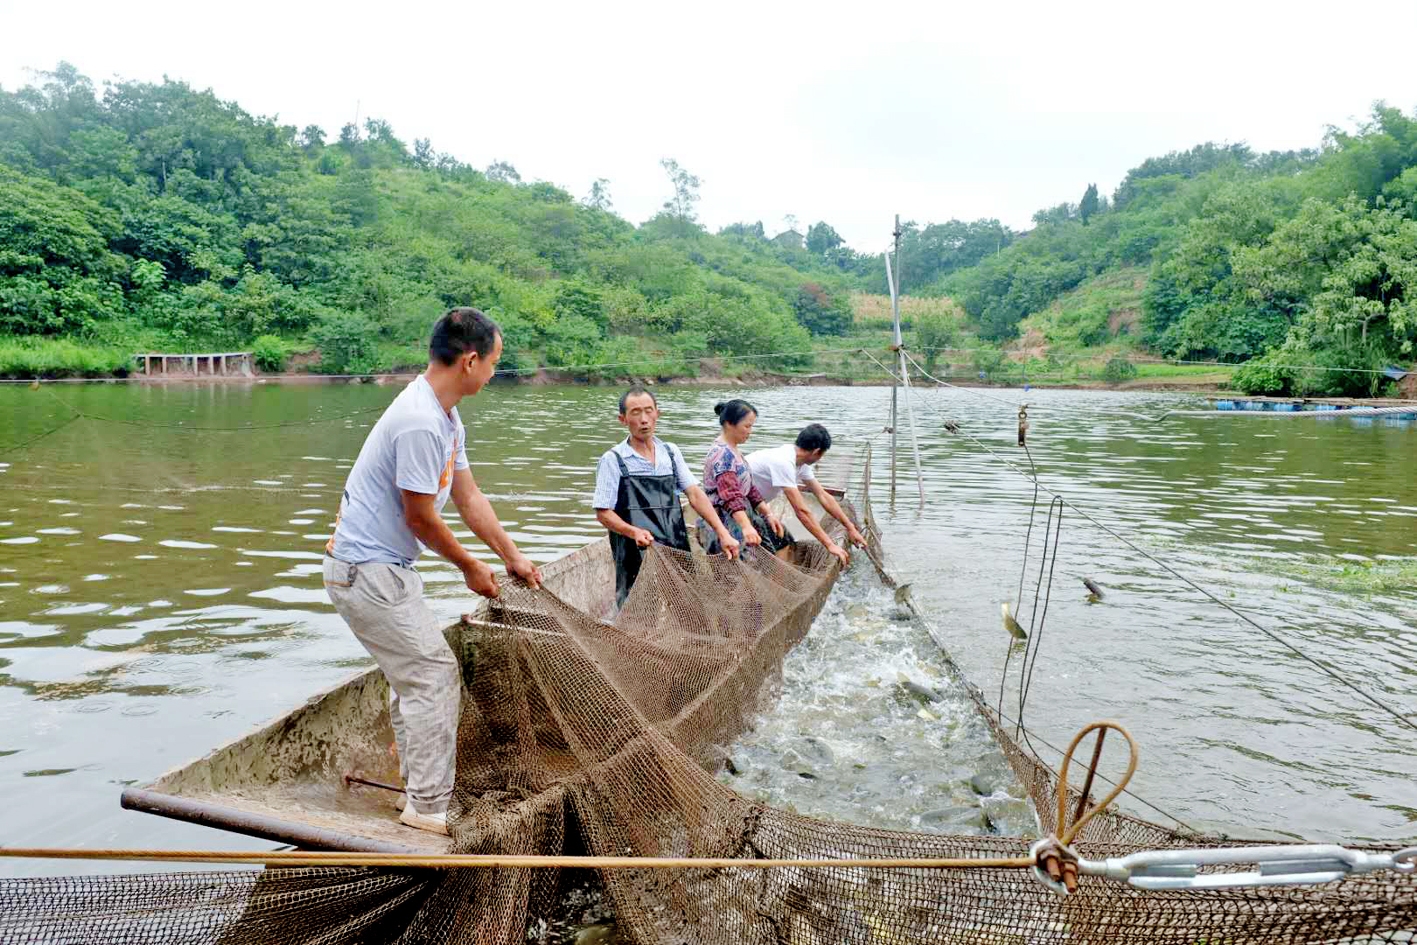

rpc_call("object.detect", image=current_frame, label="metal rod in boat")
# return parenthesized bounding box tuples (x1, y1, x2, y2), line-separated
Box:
(344, 773, 404, 794)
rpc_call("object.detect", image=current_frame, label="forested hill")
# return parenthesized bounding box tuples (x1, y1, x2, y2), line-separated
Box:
(921, 107, 1417, 397)
(0, 64, 881, 378)
(5, 63, 1416, 397)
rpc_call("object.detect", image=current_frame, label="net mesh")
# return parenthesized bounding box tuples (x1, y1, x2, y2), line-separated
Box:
(2, 449, 1414, 944)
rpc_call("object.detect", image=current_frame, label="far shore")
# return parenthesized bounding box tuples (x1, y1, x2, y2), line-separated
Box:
(5, 366, 1242, 396)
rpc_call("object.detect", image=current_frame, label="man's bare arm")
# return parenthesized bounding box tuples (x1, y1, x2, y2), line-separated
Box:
(782, 486, 849, 565)
(685, 486, 740, 559)
(806, 479, 867, 547)
(450, 468, 542, 588)
(402, 489, 499, 597)
(596, 508, 653, 545)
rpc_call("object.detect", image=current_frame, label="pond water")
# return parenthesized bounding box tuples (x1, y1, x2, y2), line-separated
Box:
(0, 380, 1413, 876)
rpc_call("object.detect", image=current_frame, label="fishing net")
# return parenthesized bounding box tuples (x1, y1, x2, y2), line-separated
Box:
(2, 448, 1414, 944)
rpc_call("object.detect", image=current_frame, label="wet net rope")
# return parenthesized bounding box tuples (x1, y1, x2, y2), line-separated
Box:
(1, 448, 1415, 944)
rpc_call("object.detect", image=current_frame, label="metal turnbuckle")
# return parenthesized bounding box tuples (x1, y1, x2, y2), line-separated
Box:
(1078, 843, 1417, 892)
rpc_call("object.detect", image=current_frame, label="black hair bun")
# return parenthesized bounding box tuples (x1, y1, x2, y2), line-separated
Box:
(713, 402, 726, 417)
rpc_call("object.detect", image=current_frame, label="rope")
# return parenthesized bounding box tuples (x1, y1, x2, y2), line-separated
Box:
(0, 721, 1142, 875)
(877, 514, 1198, 834)
(997, 455, 1041, 719)
(898, 377, 1417, 737)
(0, 719, 1139, 873)
(902, 350, 1164, 421)
(0, 410, 83, 458)
(1016, 494, 1063, 738)
(991, 706, 1197, 834)
(0, 847, 1035, 871)
(1054, 721, 1139, 845)
(897, 350, 1027, 408)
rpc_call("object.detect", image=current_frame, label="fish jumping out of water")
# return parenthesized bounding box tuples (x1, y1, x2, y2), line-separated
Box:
(1001, 602, 1027, 640)
(1083, 578, 1105, 603)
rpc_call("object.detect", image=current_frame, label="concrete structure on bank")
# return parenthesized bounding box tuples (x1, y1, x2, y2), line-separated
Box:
(134, 352, 254, 377)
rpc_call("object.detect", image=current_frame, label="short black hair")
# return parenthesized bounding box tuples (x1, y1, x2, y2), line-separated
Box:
(619, 385, 658, 414)
(796, 423, 832, 453)
(430, 307, 501, 365)
(713, 399, 757, 426)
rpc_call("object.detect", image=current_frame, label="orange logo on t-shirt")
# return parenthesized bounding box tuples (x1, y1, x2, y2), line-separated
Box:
(439, 450, 455, 490)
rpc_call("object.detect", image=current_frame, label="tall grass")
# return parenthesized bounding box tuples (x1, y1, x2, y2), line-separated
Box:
(0, 338, 134, 378)
(851, 293, 964, 332)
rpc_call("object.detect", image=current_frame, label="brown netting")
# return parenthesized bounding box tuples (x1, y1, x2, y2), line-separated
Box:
(2, 449, 1414, 944)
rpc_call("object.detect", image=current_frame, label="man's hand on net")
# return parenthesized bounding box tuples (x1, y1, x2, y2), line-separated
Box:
(630, 526, 655, 548)
(827, 542, 850, 568)
(463, 559, 500, 598)
(847, 525, 869, 549)
(718, 531, 741, 560)
(506, 552, 543, 590)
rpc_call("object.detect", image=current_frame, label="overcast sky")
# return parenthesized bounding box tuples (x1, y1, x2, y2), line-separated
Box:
(3, 0, 1415, 251)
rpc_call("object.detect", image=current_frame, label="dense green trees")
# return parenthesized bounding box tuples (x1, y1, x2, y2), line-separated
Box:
(0, 65, 858, 377)
(934, 103, 1417, 395)
(6, 62, 1416, 396)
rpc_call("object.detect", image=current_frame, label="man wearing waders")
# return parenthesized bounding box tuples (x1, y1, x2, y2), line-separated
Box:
(592, 387, 740, 608)
(324, 308, 542, 836)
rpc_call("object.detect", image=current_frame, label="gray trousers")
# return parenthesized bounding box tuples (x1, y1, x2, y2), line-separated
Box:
(323, 557, 460, 814)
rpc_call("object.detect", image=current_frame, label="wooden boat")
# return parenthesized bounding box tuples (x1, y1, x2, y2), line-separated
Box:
(121, 460, 855, 855)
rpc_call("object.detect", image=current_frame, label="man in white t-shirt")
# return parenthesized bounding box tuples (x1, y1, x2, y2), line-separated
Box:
(746, 423, 867, 567)
(323, 307, 542, 836)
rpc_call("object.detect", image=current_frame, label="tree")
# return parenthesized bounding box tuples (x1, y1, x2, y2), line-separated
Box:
(0, 165, 124, 334)
(298, 125, 326, 154)
(659, 158, 700, 225)
(914, 311, 957, 372)
(719, 221, 764, 240)
(1079, 183, 1100, 225)
(486, 160, 521, 184)
(412, 138, 434, 169)
(806, 221, 843, 255)
(1032, 202, 1076, 226)
(584, 178, 612, 211)
(793, 282, 851, 336)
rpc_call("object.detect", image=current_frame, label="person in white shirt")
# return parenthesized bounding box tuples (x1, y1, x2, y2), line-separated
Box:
(745, 423, 868, 567)
(323, 307, 542, 836)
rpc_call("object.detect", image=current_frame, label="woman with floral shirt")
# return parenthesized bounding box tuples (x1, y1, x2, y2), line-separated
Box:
(698, 399, 791, 555)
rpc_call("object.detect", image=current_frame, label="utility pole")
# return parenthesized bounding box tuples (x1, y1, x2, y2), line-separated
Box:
(889, 216, 901, 502)
(885, 214, 925, 507)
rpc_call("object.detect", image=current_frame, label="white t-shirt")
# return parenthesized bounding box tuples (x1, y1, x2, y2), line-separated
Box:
(329, 375, 469, 565)
(745, 443, 816, 503)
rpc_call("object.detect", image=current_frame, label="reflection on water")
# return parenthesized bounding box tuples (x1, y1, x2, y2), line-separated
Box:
(0, 381, 1414, 874)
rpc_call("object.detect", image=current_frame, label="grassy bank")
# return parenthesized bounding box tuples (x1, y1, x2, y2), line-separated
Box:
(0, 326, 1239, 391)
(0, 338, 135, 379)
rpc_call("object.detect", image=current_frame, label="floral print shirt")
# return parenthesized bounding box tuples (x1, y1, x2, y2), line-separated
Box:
(702, 438, 763, 516)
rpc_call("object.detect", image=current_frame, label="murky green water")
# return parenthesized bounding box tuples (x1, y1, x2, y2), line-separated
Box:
(0, 380, 1413, 874)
